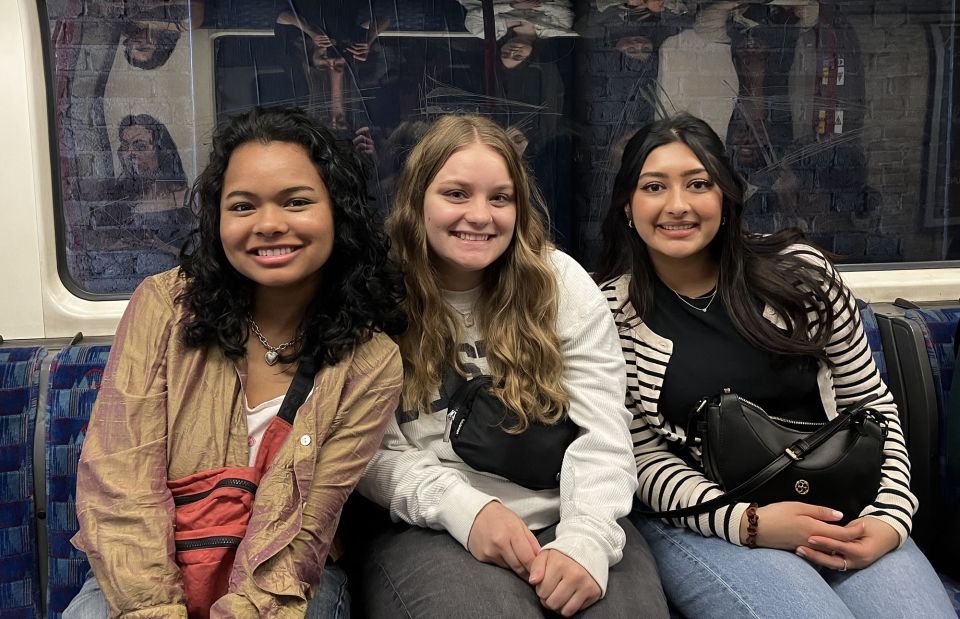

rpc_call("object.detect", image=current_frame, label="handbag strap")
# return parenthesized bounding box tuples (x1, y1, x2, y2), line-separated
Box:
(277, 358, 320, 424)
(440, 364, 465, 402)
(635, 392, 882, 519)
(441, 364, 491, 413)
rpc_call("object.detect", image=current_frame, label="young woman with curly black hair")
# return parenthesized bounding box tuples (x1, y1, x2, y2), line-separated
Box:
(67, 107, 405, 619)
(595, 113, 953, 618)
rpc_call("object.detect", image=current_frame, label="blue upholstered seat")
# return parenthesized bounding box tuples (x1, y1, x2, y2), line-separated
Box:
(903, 308, 960, 507)
(856, 299, 888, 385)
(900, 308, 960, 608)
(902, 308, 960, 419)
(0, 346, 46, 619)
(44, 344, 111, 618)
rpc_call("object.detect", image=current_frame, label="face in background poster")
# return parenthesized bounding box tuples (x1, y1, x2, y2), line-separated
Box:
(52, 0, 196, 293)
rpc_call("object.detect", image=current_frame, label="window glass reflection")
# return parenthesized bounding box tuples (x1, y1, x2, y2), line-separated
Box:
(43, 1, 960, 295)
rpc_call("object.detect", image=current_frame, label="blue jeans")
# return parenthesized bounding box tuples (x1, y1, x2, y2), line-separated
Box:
(62, 563, 351, 618)
(632, 516, 956, 618)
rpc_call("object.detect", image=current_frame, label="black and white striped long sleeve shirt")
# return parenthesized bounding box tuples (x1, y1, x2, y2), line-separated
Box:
(600, 245, 917, 546)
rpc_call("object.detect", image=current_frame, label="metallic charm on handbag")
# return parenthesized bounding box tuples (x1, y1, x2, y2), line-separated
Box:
(636, 390, 886, 521)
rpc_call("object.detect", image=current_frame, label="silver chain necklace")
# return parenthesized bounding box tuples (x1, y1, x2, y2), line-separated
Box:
(670, 286, 718, 313)
(247, 315, 300, 366)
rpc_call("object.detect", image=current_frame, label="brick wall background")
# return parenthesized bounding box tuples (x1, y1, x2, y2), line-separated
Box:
(51, 0, 196, 294)
(45, 0, 960, 293)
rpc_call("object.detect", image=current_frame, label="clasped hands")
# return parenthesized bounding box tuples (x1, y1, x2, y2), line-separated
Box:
(743, 501, 901, 571)
(467, 501, 601, 617)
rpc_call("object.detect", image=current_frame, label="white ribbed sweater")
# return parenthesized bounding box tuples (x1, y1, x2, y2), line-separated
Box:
(358, 250, 638, 594)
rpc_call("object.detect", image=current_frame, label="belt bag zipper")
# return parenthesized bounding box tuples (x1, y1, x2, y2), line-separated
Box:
(734, 393, 826, 429)
(173, 477, 258, 506)
(175, 535, 243, 552)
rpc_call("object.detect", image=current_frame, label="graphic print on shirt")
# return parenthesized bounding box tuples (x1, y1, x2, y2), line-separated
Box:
(395, 339, 486, 424)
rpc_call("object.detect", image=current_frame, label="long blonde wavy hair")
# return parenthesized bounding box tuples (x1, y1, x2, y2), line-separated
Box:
(387, 115, 569, 431)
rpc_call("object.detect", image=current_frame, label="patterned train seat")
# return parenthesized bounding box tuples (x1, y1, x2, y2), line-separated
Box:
(856, 299, 888, 386)
(900, 307, 960, 600)
(0, 346, 46, 619)
(902, 308, 960, 509)
(45, 344, 111, 618)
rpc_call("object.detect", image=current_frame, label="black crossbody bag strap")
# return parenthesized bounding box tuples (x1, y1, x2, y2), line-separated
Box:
(635, 394, 882, 519)
(277, 358, 320, 424)
(441, 365, 491, 413)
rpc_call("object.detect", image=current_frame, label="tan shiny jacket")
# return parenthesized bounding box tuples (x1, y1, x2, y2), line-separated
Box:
(72, 269, 402, 618)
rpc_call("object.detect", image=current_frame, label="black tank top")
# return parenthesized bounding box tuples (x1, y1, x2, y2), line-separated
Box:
(643, 276, 825, 427)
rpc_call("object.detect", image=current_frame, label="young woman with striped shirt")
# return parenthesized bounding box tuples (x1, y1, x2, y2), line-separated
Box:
(595, 113, 953, 618)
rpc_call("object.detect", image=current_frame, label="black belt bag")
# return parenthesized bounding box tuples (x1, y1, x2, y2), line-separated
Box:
(441, 366, 578, 490)
(637, 390, 887, 523)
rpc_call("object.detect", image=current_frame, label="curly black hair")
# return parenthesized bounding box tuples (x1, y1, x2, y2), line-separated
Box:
(177, 107, 406, 369)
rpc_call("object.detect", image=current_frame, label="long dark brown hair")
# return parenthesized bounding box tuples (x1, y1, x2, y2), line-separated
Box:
(595, 112, 848, 362)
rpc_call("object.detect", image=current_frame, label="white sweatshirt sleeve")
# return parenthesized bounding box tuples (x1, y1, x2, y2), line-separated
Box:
(539, 251, 639, 595)
(357, 412, 498, 547)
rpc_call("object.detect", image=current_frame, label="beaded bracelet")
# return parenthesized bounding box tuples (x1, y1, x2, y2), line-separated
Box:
(745, 502, 759, 548)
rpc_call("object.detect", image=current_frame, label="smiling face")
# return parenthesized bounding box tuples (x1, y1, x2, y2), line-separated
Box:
(627, 141, 723, 274)
(422, 142, 517, 291)
(219, 141, 335, 297)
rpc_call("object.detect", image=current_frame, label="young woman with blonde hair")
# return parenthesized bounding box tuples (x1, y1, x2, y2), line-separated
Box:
(356, 114, 667, 617)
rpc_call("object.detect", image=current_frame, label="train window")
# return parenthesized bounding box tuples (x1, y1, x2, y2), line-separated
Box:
(41, 1, 960, 298)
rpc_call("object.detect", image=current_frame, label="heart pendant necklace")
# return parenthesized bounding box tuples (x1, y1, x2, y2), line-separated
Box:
(248, 315, 300, 366)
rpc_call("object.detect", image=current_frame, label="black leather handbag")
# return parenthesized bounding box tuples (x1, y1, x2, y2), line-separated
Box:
(441, 366, 579, 491)
(638, 390, 887, 522)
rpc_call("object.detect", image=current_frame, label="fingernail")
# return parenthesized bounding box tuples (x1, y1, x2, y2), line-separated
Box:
(832, 510, 843, 519)
(796, 548, 807, 557)
(807, 538, 816, 545)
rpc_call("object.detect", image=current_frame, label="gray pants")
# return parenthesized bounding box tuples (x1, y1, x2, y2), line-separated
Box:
(62, 563, 351, 618)
(358, 518, 668, 618)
